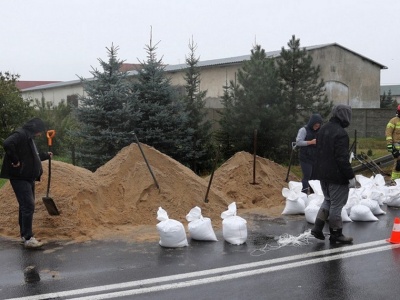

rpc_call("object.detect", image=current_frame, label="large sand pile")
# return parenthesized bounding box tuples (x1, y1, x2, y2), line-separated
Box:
(0, 144, 298, 242)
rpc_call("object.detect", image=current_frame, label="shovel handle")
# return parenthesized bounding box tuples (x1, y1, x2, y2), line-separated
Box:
(46, 130, 56, 146)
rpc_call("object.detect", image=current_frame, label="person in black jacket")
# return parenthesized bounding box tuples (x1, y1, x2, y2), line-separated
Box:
(295, 113, 323, 194)
(310, 105, 356, 244)
(0, 118, 52, 249)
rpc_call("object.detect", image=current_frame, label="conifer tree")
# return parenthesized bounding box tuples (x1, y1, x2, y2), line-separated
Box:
(132, 35, 190, 163)
(277, 35, 332, 129)
(381, 90, 396, 108)
(181, 38, 213, 173)
(73, 45, 141, 171)
(218, 44, 280, 159)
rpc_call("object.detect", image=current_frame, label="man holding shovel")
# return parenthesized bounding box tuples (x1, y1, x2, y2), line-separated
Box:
(0, 118, 52, 249)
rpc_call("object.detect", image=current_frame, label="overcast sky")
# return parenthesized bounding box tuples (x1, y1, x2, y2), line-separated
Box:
(1, 0, 399, 85)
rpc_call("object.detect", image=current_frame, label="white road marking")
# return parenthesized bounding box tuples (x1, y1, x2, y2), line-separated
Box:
(5, 239, 398, 300)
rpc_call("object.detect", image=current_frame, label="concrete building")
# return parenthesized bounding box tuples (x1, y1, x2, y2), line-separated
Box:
(21, 43, 386, 109)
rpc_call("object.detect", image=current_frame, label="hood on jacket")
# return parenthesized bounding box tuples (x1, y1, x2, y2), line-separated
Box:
(307, 113, 323, 130)
(332, 104, 352, 128)
(22, 117, 46, 135)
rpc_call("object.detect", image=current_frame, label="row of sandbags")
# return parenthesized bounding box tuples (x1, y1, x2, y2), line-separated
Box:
(282, 174, 400, 224)
(156, 202, 247, 248)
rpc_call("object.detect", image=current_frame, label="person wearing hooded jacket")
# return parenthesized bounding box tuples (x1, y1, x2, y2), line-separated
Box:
(295, 113, 323, 194)
(0, 118, 52, 249)
(310, 105, 356, 244)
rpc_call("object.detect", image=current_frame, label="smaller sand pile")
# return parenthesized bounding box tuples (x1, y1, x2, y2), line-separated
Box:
(209, 151, 299, 212)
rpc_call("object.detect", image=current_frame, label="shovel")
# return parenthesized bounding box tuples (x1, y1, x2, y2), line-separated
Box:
(42, 130, 60, 215)
(131, 131, 160, 191)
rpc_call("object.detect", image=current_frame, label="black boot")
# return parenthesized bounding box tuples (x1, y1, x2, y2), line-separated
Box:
(311, 208, 329, 240)
(329, 228, 353, 244)
(311, 218, 326, 240)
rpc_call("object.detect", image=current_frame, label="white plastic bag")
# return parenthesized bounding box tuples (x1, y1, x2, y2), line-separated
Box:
(359, 198, 386, 215)
(156, 207, 188, 248)
(304, 204, 319, 224)
(186, 206, 218, 241)
(349, 204, 379, 221)
(221, 202, 247, 245)
(282, 181, 306, 214)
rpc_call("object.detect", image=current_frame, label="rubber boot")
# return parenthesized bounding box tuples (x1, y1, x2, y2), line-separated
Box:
(311, 208, 329, 240)
(329, 228, 353, 244)
(311, 218, 326, 240)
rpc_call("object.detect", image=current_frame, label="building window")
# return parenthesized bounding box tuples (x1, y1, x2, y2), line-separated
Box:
(67, 94, 78, 107)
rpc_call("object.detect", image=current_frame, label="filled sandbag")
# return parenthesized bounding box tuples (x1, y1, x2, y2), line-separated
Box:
(221, 202, 247, 245)
(308, 180, 323, 195)
(359, 198, 386, 215)
(282, 181, 307, 214)
(305, 204, 319, 224)
(349, 204, 379, 221)
(186, 206, 218, 241)
(156, 207, 188, 248)
(385, 186, 400, 207)
(341, 207, 352, 222)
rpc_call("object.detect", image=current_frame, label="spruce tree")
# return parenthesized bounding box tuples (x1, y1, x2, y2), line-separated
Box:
(181, 38, 213, 173)
(218, 44, 280, 159)
(277, 35, 332, 127)
(381, 90, 396, 108)
(132, 37, 190, 163)
(73, 45, 141, 171)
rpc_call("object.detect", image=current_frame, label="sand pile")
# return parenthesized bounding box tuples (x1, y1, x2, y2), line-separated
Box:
(0, 144, 298, 242)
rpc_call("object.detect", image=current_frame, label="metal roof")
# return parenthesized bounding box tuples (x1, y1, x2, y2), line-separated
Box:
(21, 43, 387, 92)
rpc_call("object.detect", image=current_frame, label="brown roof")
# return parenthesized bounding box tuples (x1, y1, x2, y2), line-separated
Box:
(119, 63, 142, 72)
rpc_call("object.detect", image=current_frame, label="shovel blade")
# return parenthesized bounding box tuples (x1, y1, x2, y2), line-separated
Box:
(42, 197, 60, 216)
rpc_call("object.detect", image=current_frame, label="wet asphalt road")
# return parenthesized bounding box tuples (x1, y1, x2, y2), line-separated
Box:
(1, 206, 400, 300)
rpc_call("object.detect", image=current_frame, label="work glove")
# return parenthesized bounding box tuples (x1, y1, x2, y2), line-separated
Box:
(348, 178, 356, 189)
(388, 144, 393, 153)
(393, 148, 400, 158)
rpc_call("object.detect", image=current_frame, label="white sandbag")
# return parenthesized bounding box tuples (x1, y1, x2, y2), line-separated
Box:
(308, 180, 323, 195)
(349, 204, 379, 221)
(307, 193, 324, 207)
(355, 174, 374, 188)
(221, 202, 247, 245)
(384, 186, 400, 207)
(341, 207, 352, 222)
(282, 197, 306, 215)
(359, 199, 386, 215)
(282, 187, 299, 201)
(373, 174, 386, 187)
(186, 206, 218, 241)
(304, 204, 319, 224)
(345, 188, 360, 214)
(156, 207, 188, 248)
(288, 181, 303, 193)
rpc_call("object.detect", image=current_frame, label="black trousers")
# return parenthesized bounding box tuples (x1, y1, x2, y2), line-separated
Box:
(10, 179, 35, 240)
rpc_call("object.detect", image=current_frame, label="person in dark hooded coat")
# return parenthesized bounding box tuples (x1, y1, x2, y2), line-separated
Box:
(295, 113, 323, 194)
(0, 118, 52, 248)
(310, 105, 356, 244)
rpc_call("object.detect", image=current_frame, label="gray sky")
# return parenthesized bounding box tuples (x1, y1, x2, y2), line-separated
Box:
(1, 0, 399, 85)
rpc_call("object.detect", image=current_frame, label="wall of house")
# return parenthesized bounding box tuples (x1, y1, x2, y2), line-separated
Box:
(169, 64, 241, 109)
(310, 46, 381, 108)
(22, 83, 84, 105)
(347, 108, 393, 138)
